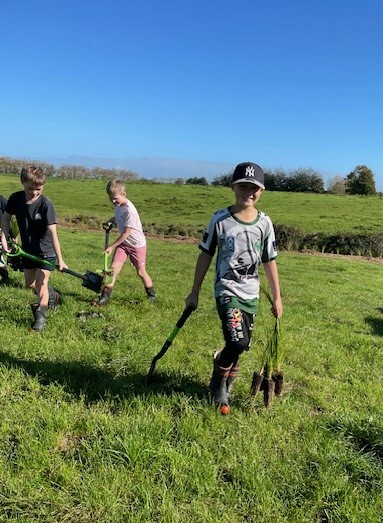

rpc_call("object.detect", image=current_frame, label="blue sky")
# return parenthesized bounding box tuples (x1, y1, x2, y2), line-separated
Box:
(1, 0, 382, 187)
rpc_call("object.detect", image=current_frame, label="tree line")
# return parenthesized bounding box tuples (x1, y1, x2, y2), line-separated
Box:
(0, 156, 377, 195)
(0, 156, 139, 182)
(187, 165, 377, 196)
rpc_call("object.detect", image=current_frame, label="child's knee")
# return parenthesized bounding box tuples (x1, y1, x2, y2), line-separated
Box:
(228, 338, 250, 357)
(220, 343, 248, 367)
(136, 265, 147, 277)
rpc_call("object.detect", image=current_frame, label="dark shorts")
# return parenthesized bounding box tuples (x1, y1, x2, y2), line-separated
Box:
(219, 306, 254, 349)
(22, 256, 57, 272)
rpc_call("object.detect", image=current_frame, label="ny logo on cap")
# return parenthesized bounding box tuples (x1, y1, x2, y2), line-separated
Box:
(245, 166, 255, 177)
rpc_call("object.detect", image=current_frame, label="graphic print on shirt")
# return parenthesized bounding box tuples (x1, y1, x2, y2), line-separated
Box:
(222, 229, 262, 282)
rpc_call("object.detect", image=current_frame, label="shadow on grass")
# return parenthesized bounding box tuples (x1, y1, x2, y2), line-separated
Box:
(0, 350, 208, 404)
(0, 277, 24, 289)
(365, 315, 383, 336)
(326, 416, 383, 467)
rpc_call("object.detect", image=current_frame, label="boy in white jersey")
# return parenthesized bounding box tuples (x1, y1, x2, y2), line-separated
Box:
(186, 162, 283, 413)
(93, 180, 156, 305)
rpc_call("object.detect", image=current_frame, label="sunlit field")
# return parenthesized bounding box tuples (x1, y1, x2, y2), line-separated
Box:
(1, 221, 383, 521)
(2, 173, 383, 235)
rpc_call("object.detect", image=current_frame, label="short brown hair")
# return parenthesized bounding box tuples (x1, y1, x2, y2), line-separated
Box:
(20, 164, 46, 185)
(106, 179, 126, 197)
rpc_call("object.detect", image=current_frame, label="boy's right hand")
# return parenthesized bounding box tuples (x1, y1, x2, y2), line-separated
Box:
(1, 241, 10, 254)
(186, 292, 199, 310)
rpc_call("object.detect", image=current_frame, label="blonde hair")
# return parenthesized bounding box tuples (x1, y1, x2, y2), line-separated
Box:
(20, 164, 46, 185)
(106, 179, 126, 197)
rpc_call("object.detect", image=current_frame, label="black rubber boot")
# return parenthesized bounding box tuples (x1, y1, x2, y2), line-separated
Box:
(209, 350, 231, 409)
(48, 286, 61, 309)
(226, 364, 240, 396)
(145, 286, 156, 303)
(32, 305, 48, 332)
(0, 266, 9, 283)
(95, 287, 113, 306)
(31, 303, 38, 321)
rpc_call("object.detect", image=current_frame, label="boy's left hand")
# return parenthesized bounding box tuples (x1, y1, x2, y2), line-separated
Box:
(104, 246, 114, 256)
(58, 259, 68, 271)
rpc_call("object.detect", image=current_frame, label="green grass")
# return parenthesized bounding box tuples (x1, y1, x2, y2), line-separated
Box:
(1, 228, 383, 521)
(1, 173, 383, 235)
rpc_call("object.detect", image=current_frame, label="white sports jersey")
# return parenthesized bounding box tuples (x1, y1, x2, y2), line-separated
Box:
(114, 200, 146, 248)
(200, 207, 277, 301)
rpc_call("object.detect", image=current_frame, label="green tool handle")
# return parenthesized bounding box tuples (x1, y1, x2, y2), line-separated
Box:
(104, 252, 111, 272)
(6, 244, 87, 281)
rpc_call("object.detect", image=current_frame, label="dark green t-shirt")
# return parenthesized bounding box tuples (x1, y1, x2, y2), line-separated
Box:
(5, 191, 57, 257)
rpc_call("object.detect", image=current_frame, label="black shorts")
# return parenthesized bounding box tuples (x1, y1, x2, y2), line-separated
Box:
(22, 256, 57, 272)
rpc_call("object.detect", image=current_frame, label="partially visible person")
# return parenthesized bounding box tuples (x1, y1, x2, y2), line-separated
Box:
(185, 162, 283, 413)
(1, 165, 68, 331)
(0, 194, 9, 282)
(93, 179, 156, 305)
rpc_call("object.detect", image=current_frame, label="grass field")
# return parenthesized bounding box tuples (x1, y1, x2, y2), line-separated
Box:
(1, 223, 383, 521)
(1, 173, 383, 235)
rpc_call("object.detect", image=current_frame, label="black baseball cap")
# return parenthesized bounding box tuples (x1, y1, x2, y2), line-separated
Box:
(231, 162, 265, 190)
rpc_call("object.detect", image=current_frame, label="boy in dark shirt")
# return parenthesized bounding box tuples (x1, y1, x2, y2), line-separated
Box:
(1, 165, 68, 331)
(0, 194, 9, 282)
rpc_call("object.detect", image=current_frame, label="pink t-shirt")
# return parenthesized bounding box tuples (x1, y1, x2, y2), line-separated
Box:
(114, 200, 146, 248)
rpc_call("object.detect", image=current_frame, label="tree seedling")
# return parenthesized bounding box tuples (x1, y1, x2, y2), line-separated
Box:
(250, 288, 284, 408)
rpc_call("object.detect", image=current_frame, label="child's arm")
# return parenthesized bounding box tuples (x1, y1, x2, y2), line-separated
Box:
(105, 226, 132, 255)
(1, 212, 12, 252)
(185, 250, 213, 309)
(263, 260, 283, 318)
(48, 224, 68, 271)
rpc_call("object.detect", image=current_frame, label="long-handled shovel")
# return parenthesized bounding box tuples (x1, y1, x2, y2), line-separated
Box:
(101, 222, 114, 285)
(7, 245, 103, 294)
(147, 304, 196, 381)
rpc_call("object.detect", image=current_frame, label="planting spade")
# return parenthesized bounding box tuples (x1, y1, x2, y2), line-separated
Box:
(7, 245, 103, 293)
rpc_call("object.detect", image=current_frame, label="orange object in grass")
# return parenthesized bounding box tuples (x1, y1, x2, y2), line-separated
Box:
(220, 405, 230, 415)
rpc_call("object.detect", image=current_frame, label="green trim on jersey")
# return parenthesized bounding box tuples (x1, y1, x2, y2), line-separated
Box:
(229, 205, 262, 226)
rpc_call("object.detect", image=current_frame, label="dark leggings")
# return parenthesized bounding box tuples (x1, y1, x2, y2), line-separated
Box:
(218, 306, 254, 368)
